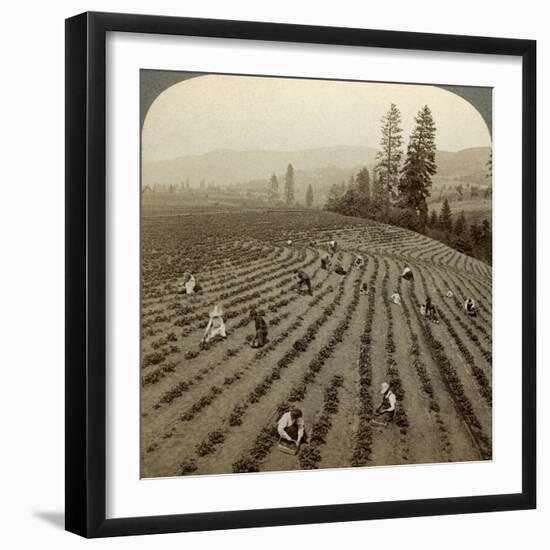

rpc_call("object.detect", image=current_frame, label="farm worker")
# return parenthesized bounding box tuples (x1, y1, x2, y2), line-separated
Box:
(425, 297, 437, 321)
(360, 282, 369, 295)
(178, 272, 200, 295)
(320, 255, 331, 271)
(334, 262, 347, 276)
(401, 266, 414, 280)
(464, 298, 477, 318)
(355, 254, 365, 267)
(374, 382, 397, 423)
(287, 239, 293, 246)
(177, 272, 191, 294)
(250, 308, 268, 348)
(391, 292, 401, 305)
(202, 304, 227, 344)
(295, 269, 313, 296)
(277, 408, 307, 448)
(446, 289, 454, 298)
(328, 240, 337, 256)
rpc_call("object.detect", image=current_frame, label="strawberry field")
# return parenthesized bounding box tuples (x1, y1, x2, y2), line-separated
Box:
(141, 207, 492, 477)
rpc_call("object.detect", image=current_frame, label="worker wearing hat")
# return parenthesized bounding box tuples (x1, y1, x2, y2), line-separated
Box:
(374, 382, 397, 424)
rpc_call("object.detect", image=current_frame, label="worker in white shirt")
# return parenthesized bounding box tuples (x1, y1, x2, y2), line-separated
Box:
(374, 382, 397, 423)
(391, 292, 401, 305)
(277, 408, 307, 448)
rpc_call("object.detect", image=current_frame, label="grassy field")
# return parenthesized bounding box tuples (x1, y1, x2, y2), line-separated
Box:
(140, 207, 492, 477)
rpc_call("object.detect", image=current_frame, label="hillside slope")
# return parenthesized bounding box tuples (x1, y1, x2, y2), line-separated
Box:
(140, 208, 492, 477)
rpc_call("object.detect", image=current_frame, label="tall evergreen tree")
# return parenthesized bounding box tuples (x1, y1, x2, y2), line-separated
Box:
(305, 184, 314, 208)
(269, 173, 279, 202)
(284, 164, 295, 205)
(429, 209, 439, 229)
(356, 166, 371, 198)
(324, 183, 342, 210)
(399, 105, 437, 213)
(375, 103, 403, 203)
(454, 211, 466, 235)
(372, 171, 385, 204)
(439, 197, 452, 233)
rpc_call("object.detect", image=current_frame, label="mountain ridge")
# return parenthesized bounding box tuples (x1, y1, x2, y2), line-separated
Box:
(142, 145, 491, 187)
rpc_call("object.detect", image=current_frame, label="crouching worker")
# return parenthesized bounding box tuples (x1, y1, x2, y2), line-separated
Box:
(355, 254, 365, 268)
(178, 272, 199, 295)
(201, 304, 227, 345)
(295, 269, 313, 296)
(424, 297, 439, 322)
(401, 266, 414, 281)
(277, 408, 307, 453)
(320, 254, 331, 271)
(391, 292, 401, 305)
(464, 298, 477, 318)
(334, 261, 347, 276)
(360, 282, 369, 295)
(372, 382, 397, 426)
(250, 308, 268, 348)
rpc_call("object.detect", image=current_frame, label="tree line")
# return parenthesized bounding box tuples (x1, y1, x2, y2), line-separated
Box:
(268, 164, 314, 208)
(323, 103, 492, 264)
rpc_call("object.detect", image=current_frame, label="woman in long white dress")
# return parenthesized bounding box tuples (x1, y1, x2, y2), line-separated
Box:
(202, 304, 227, 343)
(185, 274, 197, 294)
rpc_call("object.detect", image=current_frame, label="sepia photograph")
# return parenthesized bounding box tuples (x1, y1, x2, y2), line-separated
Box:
(139, 71, 493, 479)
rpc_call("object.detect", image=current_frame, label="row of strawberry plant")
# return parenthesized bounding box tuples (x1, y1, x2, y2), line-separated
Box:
(173, 249, 318, 331)
(142, 242, 276, 299)
(141, 251, 320, 371)
(146, 268, 343, 460)
(144, 262, 330, 394)
(142, 245, 282, 307)
(436, 267, 493, 343)
(149, 272, 333, 410)
(230, 263, 366, 473)
(146, 248, 312, 332)
(350, 255, 380, 466)
(407, 279, 491, 459)
(415, 268, 492, 405)
(380, 258, 410, 462)
(224, 267, 357, 429)
(395, 260, 453, 458)
(152, 246, 295, 318)
(420, 266, 492, 364)
(298, 375, 345, 469)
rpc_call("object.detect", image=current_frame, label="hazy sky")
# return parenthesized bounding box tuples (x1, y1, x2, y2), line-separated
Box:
(142, 74, 491, 163)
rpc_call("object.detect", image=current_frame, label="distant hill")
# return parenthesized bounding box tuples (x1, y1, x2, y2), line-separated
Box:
(435, 147, 491, 177)
(142, 146, 378, 187)
(142, 145, 491, 188)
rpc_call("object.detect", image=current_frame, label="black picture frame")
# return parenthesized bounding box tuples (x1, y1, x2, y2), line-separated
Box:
(65, 11, 536, 538)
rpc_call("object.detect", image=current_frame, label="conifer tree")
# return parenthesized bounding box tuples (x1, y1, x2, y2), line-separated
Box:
(356, 166, 371, 198)
(305, 184, 314, 208)
(454, 211, 466, 235)
(375, 103, 403, 203)
(429, 209, 438, 229)
(284, 164, 295, 205)
(399, 105, 437, 213)
(439, 197, 453, 233)
(372, 171, 385, 204)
